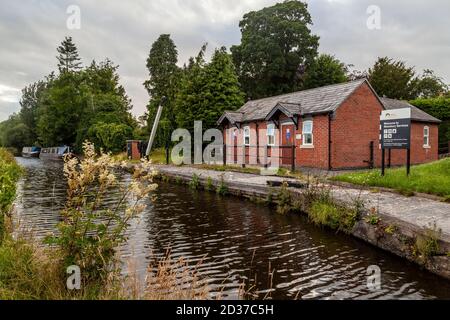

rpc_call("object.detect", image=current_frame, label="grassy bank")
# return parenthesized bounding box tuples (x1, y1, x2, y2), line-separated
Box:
(0, 149, 22, 240)
(331, 158, 450, 199)
(0, 145, 231, 300)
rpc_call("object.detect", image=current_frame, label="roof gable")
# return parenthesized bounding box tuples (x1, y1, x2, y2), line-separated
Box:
(217, 111, 244, 126)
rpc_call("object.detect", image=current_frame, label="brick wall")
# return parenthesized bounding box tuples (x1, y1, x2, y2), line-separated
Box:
(330, 83, 383, 169)
(296, 115, 329, 169)
(222, 82, 439, 169)
(387, 123, 439, 166)
(331, 83, 439, 169)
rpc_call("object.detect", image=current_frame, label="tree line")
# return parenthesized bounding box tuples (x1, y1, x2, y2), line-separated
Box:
(0, 36, 136, 153)
(1, 1, 449, 154)
(145, 1, 449, 149)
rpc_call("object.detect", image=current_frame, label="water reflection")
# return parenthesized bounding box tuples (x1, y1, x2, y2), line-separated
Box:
(15, 157, 450, 300)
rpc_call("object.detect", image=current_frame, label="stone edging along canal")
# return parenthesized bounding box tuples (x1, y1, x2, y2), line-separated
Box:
(133, 164, 450, 281)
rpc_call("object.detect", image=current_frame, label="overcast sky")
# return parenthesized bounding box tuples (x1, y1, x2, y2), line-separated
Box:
(1, 0, 449, 121)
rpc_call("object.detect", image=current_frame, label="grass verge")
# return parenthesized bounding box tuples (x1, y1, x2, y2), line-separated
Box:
(0, 149, 22, 242)
(0, 147, 242, 300)
(331, 158, 450, 199)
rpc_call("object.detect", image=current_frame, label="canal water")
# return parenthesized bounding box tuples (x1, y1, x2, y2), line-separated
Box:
(14, 157, 450, 300)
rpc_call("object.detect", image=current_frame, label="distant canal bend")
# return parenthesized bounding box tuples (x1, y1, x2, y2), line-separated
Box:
(15, 158, 450, 300)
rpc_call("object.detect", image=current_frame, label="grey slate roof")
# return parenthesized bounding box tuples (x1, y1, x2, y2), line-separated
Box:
(380, 98, 441, 123)
(217, 111, 244, 125)
(236, 79, 367, 122)
(218, 79, 441, 126)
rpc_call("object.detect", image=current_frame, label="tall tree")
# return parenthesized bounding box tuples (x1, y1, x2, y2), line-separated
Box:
(0, 114, 32, 151)
(174, 45, 208, 132)
(368, 57, 448, 100)
(57, 36, 82, 73)
(302, 54, 348, 89)
(2, 38, 135, 153)
(177, 47, 244, 130)
(76, 59, 135, 151)
(19, 80, 48, 143)
(368, 57, 416, 99)
(411, 69, 448, 98)
(176, 46, 245, 132)
(144, 34, 180, 148)
(231, 1, 319, 99)
(36, 72, 86, 147)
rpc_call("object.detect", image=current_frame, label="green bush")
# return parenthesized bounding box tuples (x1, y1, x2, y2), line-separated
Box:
(409, 98, 450, 122)
(205, 177, 214, 191)
(410, 98, 450, 151)
(414, 223, 441, 261)
(216, 175, 228, 196)
(86, 122, 133, 153)
(0, 149, 22, 242)
(44, 142, 158, 289)
(276, 182, 292, 214)
(188, 174, 200, 190)
(309, 200, 358, 233)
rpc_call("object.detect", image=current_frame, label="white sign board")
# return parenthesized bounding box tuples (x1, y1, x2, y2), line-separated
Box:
(380, 108, 411, 121)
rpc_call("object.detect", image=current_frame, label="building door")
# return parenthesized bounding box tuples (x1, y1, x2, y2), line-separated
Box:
(281, 124, 295, 166)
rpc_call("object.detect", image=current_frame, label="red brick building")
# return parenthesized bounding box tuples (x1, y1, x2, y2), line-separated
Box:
(217, 79, 441, 170)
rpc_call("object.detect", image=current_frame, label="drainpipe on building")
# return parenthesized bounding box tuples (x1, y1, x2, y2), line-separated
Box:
(256, 123, 259, 165)
(328, 113, 333, 171)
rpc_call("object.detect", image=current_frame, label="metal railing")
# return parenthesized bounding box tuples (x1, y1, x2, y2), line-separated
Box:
(223, 144, 296, 171)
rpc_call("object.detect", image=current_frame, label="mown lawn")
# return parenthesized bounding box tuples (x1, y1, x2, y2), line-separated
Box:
(331, 158, 450, 199)
(148, 148, 170, 164)
(112, 148, 170, 164)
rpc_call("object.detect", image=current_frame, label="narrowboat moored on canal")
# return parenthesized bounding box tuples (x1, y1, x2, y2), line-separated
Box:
(21, 146, 41, 158)
(39, 146, 72, 161)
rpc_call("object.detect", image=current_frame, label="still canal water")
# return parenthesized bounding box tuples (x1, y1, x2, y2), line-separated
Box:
(15, 157, 450, 300)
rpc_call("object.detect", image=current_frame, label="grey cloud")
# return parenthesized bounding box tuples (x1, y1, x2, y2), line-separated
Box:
(0, 0, 449, 121)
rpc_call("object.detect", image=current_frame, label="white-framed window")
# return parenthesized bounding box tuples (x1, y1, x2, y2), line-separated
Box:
(302, 120, 313, 146)
(243, 126, 250, 146)
(423, 126, 430, 147)
(267, 123, 275, 146)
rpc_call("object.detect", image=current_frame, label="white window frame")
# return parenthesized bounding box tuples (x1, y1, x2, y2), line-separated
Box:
(267, 123, 275, 146)
(302, 120, 314, 147)
(243, 126, 250, 146)
(423, 126, 430, 148)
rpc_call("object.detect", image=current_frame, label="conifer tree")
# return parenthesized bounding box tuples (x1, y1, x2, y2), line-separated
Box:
(175, 46, 244, 133)
(144, 34, 180, 147)
(56, 36, 82, 73)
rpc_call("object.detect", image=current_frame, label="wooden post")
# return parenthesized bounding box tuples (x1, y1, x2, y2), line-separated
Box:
(291, 145, 295, 172)
(223, 144, 227, 166)
(242, 145, 246, 168)
(264, 145, 268, 169)
(165, 143, 169, 165)
(388, 149, 392, 168)
(381, 148, 385, 176)
(369, 141, 374, 169)
(407, 148, 411, 176)
(256, 124, 260, 165)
